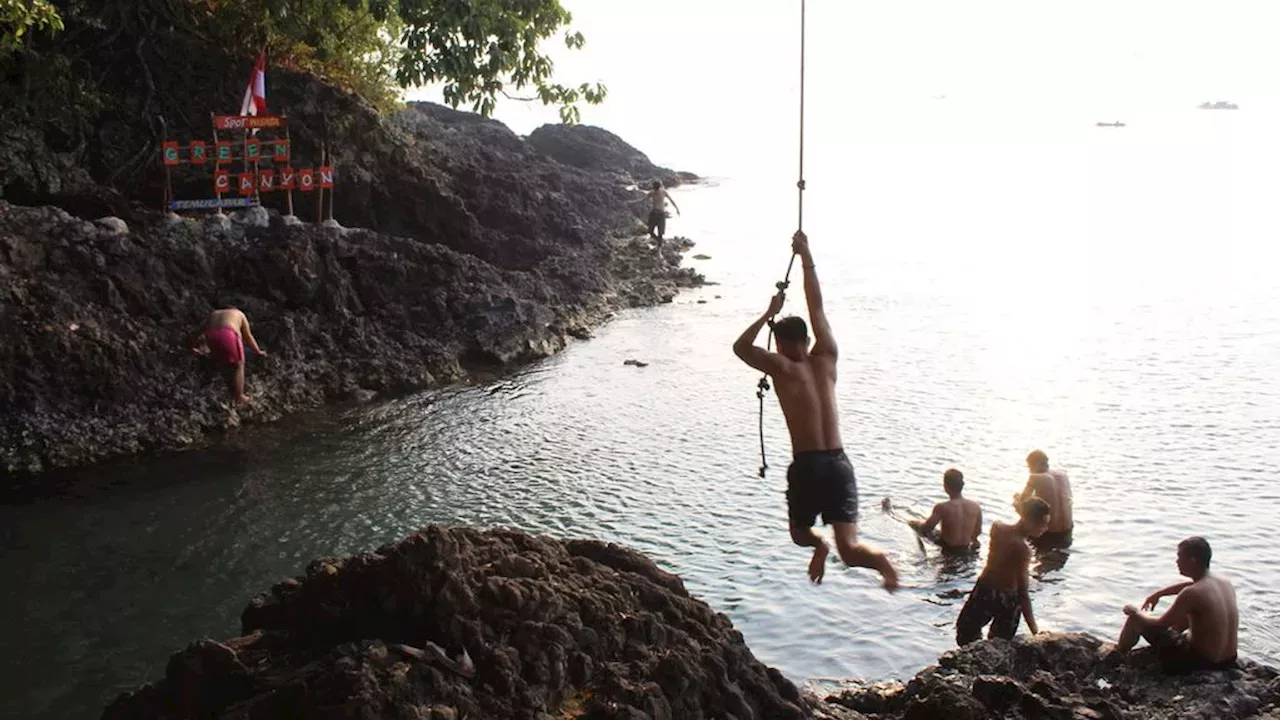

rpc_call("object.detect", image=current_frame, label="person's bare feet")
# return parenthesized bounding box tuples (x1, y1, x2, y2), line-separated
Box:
(235, 394, 252, 406)
(808, 544, 829, 584)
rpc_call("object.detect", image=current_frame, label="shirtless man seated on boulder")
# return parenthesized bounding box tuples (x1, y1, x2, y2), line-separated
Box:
(910, 468, 983, 552)
(733, 230, 898, 591)
(956, 497, 1050, 645)
(1114, 536, 1239, 674)
(190, 306, 266, 405)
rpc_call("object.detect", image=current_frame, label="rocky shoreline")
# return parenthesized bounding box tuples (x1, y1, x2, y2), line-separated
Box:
(100, 527, 1280, 720)
(1, 102, 705, 477)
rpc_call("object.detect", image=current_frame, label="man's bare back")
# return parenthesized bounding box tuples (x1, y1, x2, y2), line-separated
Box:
(980, 521, 1033, 591)
(1024, 471, 1073, 533)
(206, 308, 249, 333)
(1181, 574, 1239, 662)
(932, 497, 982, 548)
(773, 353, 842, 452)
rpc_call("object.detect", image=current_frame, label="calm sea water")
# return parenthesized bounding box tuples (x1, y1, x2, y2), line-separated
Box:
(4, 108, 1280, 719)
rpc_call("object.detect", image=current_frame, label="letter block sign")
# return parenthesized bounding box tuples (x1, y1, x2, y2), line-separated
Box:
(258, 169, 276, 192)
(162, 142, 180, 166)
(216, 141, 233, 164)
(213, 169, 231, 194)
(189, 141, 208, 165)
(245, 138, 261, 161)
(319, 166, 335, 189)
(298, 168, 315, 192)
(273, 141, 290, 162)
(280, 167, 297, 190)
(238, 172, 256, 196)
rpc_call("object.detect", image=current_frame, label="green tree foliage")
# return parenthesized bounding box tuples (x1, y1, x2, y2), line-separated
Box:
(205, 0, 605, 119)
(0, 0, 63, 53)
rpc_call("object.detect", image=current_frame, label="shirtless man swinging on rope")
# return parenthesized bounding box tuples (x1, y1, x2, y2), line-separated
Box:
(733, 231, 899, 590)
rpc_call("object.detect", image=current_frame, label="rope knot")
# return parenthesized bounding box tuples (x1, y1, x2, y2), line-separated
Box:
(775, 280, 789, 291)
(797, 179, 806, 191)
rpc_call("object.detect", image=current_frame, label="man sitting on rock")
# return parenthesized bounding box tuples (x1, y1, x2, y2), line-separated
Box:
(1016, 449, 1073, 549)
(909, 468, 983, 552)
(644, 180, 680, 241)
(733, 230, 898, 591)
(1113, 536, 1238, 673)
(190, 306, 266, 405)
(956, 497, 1050, 645)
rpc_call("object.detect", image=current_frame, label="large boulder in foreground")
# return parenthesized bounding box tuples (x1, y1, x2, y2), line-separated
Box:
(824, 632, 1280, 720)
(101, 526, 808, 720)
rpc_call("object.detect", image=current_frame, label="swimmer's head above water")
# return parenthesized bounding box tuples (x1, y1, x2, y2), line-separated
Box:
(1017, 496, 1052, 538)
(944, 468, 964, 498)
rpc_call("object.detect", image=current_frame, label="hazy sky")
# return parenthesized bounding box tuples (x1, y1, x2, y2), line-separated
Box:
(408, 1, 1280, 172)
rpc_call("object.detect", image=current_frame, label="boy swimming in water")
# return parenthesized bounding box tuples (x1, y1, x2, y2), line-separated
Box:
(910, 468, 983, 552)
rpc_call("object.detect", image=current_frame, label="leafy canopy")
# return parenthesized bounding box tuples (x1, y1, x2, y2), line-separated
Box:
(205, 0, 606, 119)
(1, 0, 63, 53)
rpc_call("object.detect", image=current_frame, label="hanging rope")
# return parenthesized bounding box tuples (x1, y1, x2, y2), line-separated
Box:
(756, 0, 807, 477)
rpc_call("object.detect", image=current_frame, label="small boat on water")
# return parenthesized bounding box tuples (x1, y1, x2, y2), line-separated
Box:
(1095, 121, 1126, 127)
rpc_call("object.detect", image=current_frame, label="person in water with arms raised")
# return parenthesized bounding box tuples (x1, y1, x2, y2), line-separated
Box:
(956, 496, 1050, 645)
(190, 306, 266, 405)
(1112, 536, 1238, 673)
(910, 468, 983, 552)
(733, 231, 899, 591)
(645, 180, 679, 241)
(1016, 449, 1073, 548)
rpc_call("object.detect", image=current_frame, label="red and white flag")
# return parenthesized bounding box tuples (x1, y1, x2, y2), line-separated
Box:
(239, 51, 267, 117)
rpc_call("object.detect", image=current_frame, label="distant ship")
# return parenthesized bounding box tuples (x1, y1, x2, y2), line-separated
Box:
(1198, 101, 1239, 110)
(1096, 121, 1126, 127)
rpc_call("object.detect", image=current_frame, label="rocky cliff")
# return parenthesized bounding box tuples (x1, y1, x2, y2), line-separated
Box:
(0, 181, 702, 476)
(100, 528, 1280, 720)
(101, 526, 809, 720)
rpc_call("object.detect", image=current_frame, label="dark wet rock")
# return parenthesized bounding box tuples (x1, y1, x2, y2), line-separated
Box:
(0, 191, 702, 477)
(101, 526, 805, 720)
(692, 253, 711, 260)
(527, 124, 696, 190)
(0, 99, 710, 478)
(623, 359, 649, 368)
(818, 633, 1280, 720)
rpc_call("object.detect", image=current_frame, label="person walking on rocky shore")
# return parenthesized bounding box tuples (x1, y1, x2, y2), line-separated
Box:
(1113, 536, 1239, 673)
(190, 307, 266, 406)
(733, 230, 899, 591)
(644, 180, 680, 241)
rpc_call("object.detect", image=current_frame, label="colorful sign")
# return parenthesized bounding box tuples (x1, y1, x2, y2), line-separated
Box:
(319, 166, 335, 189)
(169, 198, 254, 210)
(238, 173, 256, 196)
(299, 168, 315, 192)
(216, 141, 233, 164)
(189, 141, 208, 165)
(272, 140, 290, 162)
(213, 114, 287, 131)
(214, 169, 231, 194)
(162, 142, 180, 166)
(245, 138, 261, 160)
(258, 169, 276, 191)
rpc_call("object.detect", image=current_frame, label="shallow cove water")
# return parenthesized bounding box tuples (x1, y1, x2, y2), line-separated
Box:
(5, 111, 1280, 719)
